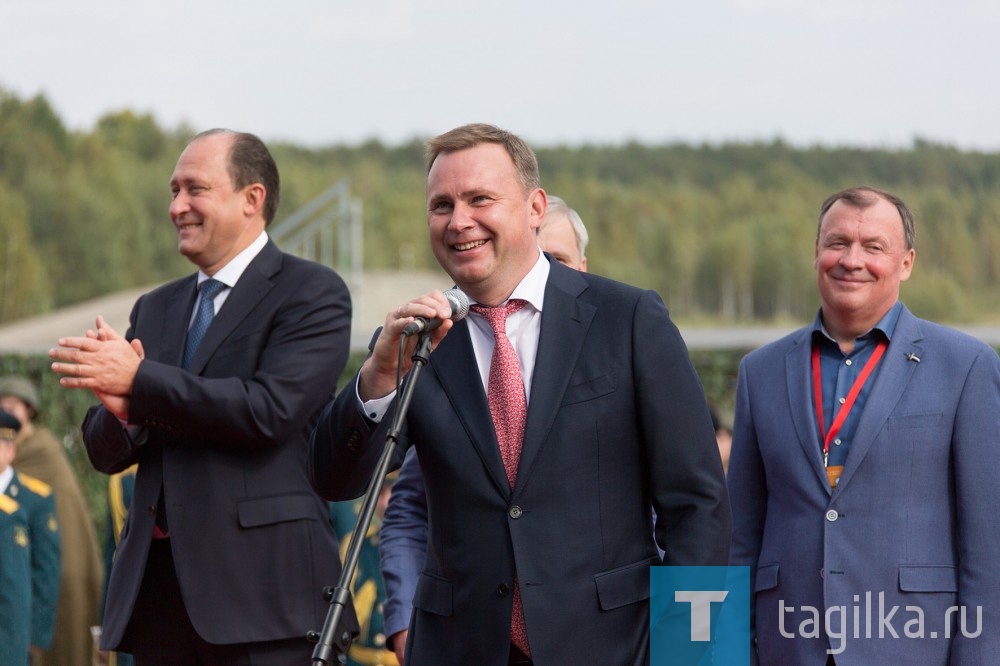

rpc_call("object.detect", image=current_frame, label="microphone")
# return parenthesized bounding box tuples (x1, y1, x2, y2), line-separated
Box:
(401, 289, 470, 337)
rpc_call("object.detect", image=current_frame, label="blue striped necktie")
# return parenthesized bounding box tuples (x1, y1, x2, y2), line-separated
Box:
(182, 279, 225, 369)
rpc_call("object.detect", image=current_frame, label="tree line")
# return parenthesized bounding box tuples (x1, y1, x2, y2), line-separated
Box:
(3, 86, 999, 327)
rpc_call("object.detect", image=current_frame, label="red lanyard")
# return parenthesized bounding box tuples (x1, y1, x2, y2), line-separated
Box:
(811, 339, 888, 466)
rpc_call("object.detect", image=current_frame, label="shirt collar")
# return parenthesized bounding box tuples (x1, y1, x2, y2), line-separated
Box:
(812, 301, 903, 347)
(196, 231, 269, 289)
(472, 248, 550, 312)
(0, 466, 13, 495)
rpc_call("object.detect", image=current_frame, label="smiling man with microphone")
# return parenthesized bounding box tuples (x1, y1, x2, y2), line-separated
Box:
(309, 123, 731, 666)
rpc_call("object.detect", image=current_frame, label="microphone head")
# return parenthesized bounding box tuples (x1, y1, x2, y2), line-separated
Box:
(443, 288, 470, 322)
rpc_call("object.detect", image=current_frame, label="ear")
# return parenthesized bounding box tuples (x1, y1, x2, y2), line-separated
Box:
(528, 189, 546, 232)
(243, 183, 267, 218)
(900, 247, 915, 282)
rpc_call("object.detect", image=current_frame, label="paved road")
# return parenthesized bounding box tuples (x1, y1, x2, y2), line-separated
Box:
(1, 279, 998, 355)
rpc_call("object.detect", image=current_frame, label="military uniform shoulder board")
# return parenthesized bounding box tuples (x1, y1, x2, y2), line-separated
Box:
(0, 493, 21, 515)
(18, 472, 53, 497)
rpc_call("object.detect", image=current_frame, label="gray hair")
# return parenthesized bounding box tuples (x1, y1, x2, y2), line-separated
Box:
(542, 195, 589, 260)
(818, 186, 915, 250)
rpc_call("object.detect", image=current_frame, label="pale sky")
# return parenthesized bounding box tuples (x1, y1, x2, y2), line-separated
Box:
(2, 0, 998, 150)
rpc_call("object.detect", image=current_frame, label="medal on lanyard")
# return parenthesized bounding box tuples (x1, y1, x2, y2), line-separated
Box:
(812, 339, 888, 488)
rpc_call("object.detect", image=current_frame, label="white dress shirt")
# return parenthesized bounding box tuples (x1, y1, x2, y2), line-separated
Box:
(362, 249, 551, 420)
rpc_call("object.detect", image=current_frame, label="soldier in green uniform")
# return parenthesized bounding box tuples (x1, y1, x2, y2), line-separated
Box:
(0, 415, 33, 666)
(1, 409, 62, 656)
(329, 474, 399, 666)
(0, 375, 102, 666)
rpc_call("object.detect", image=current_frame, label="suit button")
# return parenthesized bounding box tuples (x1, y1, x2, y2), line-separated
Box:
(509, 506, 523, 519)
(498, 584, 509, 596)
(826, 509, 839, 522)
(147, 505, 156, 514)
(819, 568, 825, 579)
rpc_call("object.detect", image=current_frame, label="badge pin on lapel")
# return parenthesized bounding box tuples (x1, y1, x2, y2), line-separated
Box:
(905, 352, 921, 363)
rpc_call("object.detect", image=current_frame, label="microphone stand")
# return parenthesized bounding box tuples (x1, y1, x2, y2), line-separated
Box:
(309, 332, 434, 665)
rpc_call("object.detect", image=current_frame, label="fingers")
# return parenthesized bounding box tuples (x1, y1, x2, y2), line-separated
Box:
(54, 370, 96, 389)
(96, 315, 123, 341)
(386, 292, 453, 334)
(48, 336, 130, 389)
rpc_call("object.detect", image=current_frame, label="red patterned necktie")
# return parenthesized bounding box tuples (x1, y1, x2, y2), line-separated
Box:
(470, 298, 531, 657)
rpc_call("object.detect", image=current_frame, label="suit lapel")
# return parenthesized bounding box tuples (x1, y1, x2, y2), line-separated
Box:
(785, 330, 831, 493)
(835, 307, 923, 492)
(515, 263, 594, 496)
(185, 241, 280, 373)
(431, 318, 512, 498)
(157, 277, 197, 368)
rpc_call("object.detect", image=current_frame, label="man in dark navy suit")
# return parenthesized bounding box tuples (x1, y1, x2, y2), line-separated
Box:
(51, 129, 355, 664)
(310, 124, 730, 665)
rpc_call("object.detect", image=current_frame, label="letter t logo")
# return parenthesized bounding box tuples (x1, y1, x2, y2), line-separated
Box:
(675, 590, 729, 641)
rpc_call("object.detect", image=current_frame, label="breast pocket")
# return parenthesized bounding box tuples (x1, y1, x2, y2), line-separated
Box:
(887, 412, 943, 431)
(561, 372, 617, 407)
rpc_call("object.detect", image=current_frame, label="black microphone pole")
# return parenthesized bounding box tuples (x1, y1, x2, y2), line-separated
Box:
(308, 332, 434, 665)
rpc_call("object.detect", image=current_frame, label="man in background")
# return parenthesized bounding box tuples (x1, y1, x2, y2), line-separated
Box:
(378, 194, 590, 662)
(0, 408, 60, 660)
(728, 186, 1000, 663)
(50, 129, 355, 664)
(1, 453, 33, 666)
(0, 377, 87, 666)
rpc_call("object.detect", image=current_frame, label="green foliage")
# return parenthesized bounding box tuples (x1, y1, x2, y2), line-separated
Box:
(3, 86, 1000, 328)
(5, 86, 996, 557)
(0, 183, 50, 319)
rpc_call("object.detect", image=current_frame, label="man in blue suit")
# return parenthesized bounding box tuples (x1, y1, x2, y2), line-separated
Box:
(728, 186, 1000, 664)
(310, 123, 731, 665)
(50, 129, 355, 664)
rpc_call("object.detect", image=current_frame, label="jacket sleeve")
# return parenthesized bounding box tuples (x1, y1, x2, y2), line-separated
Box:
(637, 289, 732, 566)
(950, 345, 1000, 662)
(308, 372, 395, 502)
(378, 448, 428, 638)
(124, 264, 352, 453)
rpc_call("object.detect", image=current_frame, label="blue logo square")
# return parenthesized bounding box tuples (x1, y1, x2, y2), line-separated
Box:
(650, 566, 750, 665)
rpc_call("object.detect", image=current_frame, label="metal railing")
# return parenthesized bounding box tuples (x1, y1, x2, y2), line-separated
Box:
(269, 178, 363, 293)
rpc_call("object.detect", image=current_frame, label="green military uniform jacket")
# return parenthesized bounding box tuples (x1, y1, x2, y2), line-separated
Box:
(1, 493, 32, 666)
(14, 424, 104, 666)
(6, 470, 61, 649)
